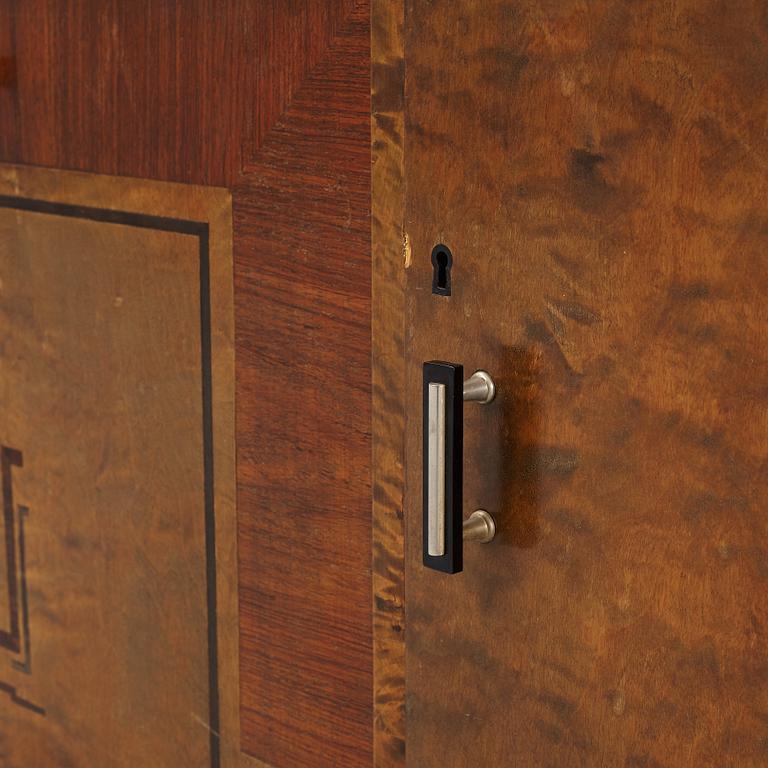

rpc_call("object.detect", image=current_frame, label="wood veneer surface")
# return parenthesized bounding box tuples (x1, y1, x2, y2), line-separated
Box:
(0, 3, 372, 766)
(403, 2, 768, 766)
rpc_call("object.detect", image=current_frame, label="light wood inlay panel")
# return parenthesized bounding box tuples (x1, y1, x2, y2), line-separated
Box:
(0, 164, 237, 767)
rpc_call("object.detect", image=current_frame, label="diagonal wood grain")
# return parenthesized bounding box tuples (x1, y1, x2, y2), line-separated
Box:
(371, 0, 407, 765)
(235, 3, 372, 767)
(247, 0, 360, 154)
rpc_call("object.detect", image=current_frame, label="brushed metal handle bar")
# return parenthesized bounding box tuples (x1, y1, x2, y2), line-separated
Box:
(423, 362, 497, 574)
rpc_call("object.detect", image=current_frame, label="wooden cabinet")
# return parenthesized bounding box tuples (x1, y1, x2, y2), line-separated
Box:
(2, 2, 767, 766)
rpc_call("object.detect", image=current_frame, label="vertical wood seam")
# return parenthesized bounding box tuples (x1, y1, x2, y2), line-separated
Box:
(372, 0, 406, 765)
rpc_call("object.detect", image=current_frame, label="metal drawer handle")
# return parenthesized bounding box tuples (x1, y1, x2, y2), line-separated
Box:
(422, 362, 497, 574)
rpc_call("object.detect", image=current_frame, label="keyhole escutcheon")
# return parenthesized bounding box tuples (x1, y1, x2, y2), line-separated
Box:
(431, 244, 453, 296)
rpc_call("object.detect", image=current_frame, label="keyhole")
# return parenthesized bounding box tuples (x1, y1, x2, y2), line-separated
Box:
(431, 244, 453, 296)
(436, 253, 448, 287)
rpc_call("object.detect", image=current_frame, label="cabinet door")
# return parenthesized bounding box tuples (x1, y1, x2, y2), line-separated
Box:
(395, 2, 768, 766)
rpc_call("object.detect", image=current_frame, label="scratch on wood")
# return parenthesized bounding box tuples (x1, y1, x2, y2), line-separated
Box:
(403, 231, 411, 268)
(191, 712, 220, 739)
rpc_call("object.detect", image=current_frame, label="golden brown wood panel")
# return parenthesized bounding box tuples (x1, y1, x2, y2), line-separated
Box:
(0, 3, 372, 767)
(0, 165, 237, 768)
(372, 1, 406, 766)
(403, 1, 768, 767)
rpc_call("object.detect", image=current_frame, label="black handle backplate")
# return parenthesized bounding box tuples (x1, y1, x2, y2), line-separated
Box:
(423, 361, 463, 573)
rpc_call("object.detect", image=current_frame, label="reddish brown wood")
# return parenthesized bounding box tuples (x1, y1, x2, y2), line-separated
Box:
(235, 5, 372, 766)
(0, 0, 358, 186)
(0, 3, 371, 767)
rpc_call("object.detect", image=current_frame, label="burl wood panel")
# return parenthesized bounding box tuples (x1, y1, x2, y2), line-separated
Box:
(404, 2, 768, 767)
(0, 165, 236, 767)
(235, 4, 372, 765)
(0, 4, 372, 767)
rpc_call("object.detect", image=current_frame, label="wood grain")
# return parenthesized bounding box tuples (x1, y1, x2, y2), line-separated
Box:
(372, 1, 406, 766)
(0, 3, 372, 767)
(403, 1, 768, 766)
(235, 4, 372, 766)
(0, 164, 237, 768)
(0, 0, 358, 186)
